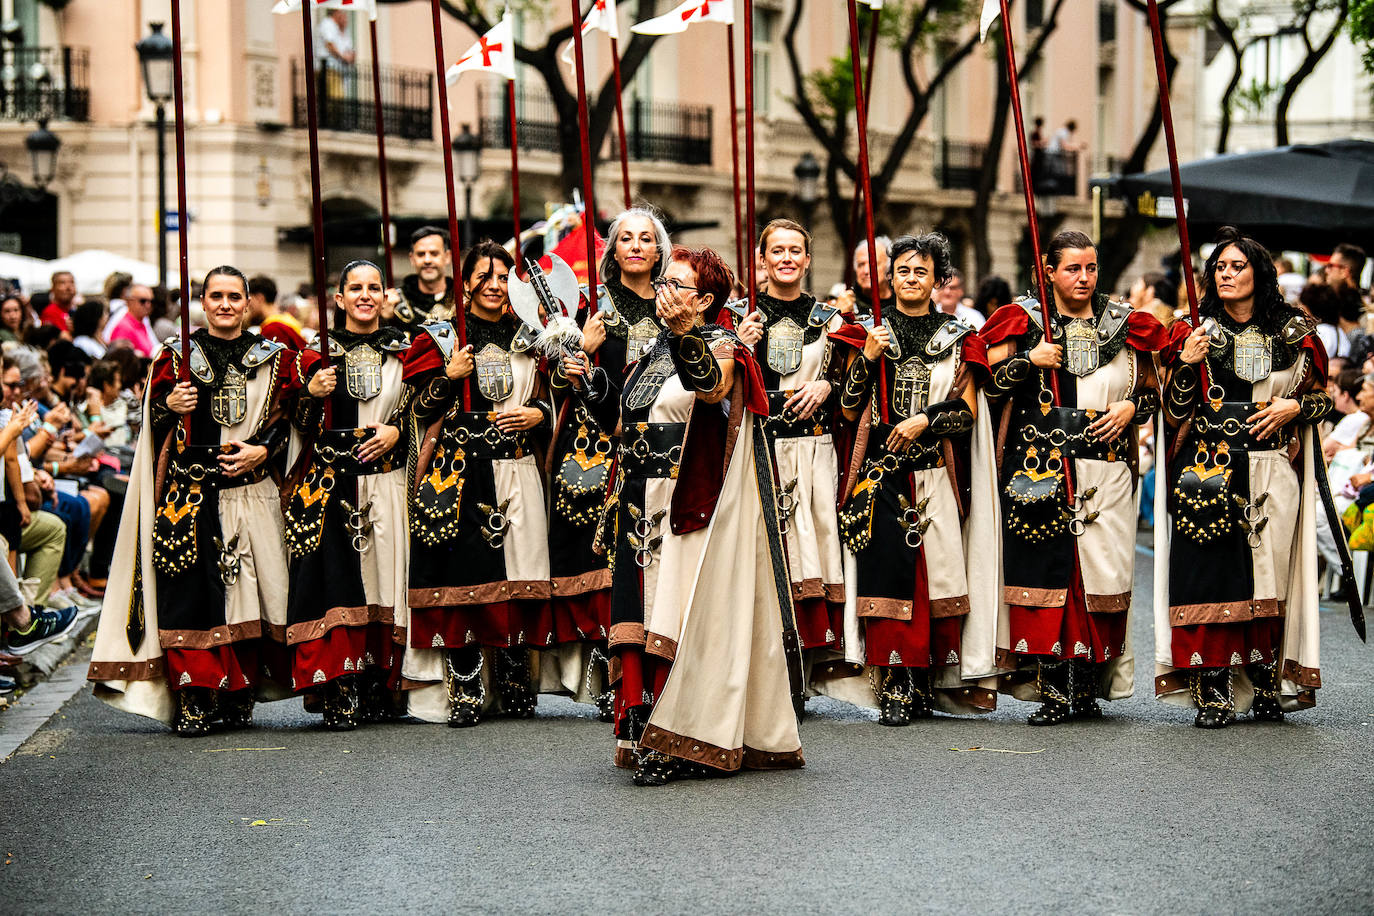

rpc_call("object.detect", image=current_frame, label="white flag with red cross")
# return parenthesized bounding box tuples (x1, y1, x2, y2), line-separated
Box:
(979, 0, 1002, 41)
(271, 0, 377, 20)
(447, 13, 516, 82)
(560, 0, 620, 66)
(631, 0, 734, 36)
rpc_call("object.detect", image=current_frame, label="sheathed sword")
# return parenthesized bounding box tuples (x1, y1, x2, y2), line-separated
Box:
(1310, 431, 1367, 641)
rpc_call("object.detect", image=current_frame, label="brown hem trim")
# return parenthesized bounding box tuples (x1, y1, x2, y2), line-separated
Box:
(741, 746, 806, 770)
(1282, 658, 1322, 689)
(944, 684, 998, 710)
(399, 677, 440, 690)
(614, 746, 637, 770)
(930, 595, 971, 619)
(285, 605, 395, 646)
(88, 658, 166, 682)
(1168, 598, 1283, 626)
(262, 621, 288, 643)
(791, 578, 846, 603)
(1153, 672, 1188, 696)
(550, 568, 612, 597)
(1085, 592, 1131, 614)
(159, 620, 261, 650)
(823, 583, 845, 602)
(857, 597, 915, 621)
(408, 580, 552, 608)
(810, 660, 863, 682)
(644, 631, 678, 661)
(608, 622, 646, 649)
(1004, 586, 1068, 608)
(639, 724, 804, 772)
(995, 647, 1026, 669)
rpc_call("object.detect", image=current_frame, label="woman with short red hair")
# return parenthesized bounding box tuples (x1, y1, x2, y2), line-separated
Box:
(562, 245, 803, 786)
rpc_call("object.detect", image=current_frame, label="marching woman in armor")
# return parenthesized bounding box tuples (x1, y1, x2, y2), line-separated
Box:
(563, 245, 803, 786)
(546, 208, 672, 712)
(834, 233, 1003, 725)
(980, 230, 1167, 725)
(403, 241, 553, 727)
(1155, 227, 1330, 727)
(283, 260, 411, 730)
(88, 266, 297, 735)
(728, 219, 864, 692)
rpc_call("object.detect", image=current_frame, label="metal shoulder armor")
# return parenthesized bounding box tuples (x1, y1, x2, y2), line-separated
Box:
(1095, 299, 1132, 346)
(420, 320, 457, 363)
(807, 299, 839, 327)
(925, 317, 974, 359)
(1280, 313, 1317, 345)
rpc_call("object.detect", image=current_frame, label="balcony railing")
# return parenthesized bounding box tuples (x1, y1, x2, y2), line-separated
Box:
(292, 59, 432, 140)
(935, 138, 986, 191)
(1030, 149, 1079, 196)
(0, 47, 89, 123)
(478, 84, 713, 166)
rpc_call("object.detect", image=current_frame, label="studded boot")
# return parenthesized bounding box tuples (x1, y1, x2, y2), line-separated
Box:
(909, 668, 934, 720)
(173, 687, 217, 737)
(1189, 667, 1235, 729)
(1028, 659, 1072, 726)
(218, 689, 255, 729)
(322, 674, 361, 731)
(360, 667, 400, 723)
(632, 748, 681, 787)
(587, 647, 616, 723)
(1246, 660, 1284, 723)
(1070, 659, 1103, 720)
(495, 647, 537, 719)
(446, 648, 485, 728)
(876, 667, 914, 727)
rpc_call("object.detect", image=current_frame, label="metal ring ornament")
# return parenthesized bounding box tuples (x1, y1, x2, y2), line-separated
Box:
(185, 487, 204, 507)
(1048, 428, 1068, 447)
(1206, 384, 1226, 403)
(1044, 455, 1063, 474)
(594, 436, 613, 456)
(1213, 445, 1231, 468)
(1068, 517, 1087, 537)
(573, 433, 591, 453)
(905, 528, 923, 548)
(187, 464, 208, 482)
(1038, 388, 1055, 407)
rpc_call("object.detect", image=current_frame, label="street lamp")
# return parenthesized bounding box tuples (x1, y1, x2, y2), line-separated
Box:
(136, 22, 174, 290)
(793, 152, 821, 284)
(25, 121, 59, 188)
(452, 123, 482, 249)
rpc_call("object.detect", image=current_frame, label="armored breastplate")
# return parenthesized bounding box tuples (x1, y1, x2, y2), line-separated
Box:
(344, 344, 383, 401)
(891, 357, 933, 419)
(766, 316, 805, 375)
(211, 366, 248, 427)
(625, 348, 675, 411)
(475, 343, 515, 402)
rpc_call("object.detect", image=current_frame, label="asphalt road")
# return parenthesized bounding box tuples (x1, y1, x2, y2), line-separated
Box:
(3, 544, 1373, 915)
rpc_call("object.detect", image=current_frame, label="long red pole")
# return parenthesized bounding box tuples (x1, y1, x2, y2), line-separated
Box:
(845, 6, 879, 275)
(844, 0, 886, 420)
(429, 0, 469, 408)
(1144, 0, 1205, 388)
(169, 0, 191, 385)
(995, 0, 1056, 403)
(726, 23, 745, 281)
(742, 1, 758, 314)
(369, 17, 395, 289)
(299, 5, 331, 368)
(609, 36, 632, 209)
(570, 0, 600, 306)
(506, 79, 522, 258)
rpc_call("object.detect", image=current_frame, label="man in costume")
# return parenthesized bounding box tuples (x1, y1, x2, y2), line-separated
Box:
(387, 226, 456, 338)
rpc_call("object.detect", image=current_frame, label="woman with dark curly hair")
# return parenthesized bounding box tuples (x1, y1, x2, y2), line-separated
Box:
(562, 245, 803, 787)
(1155, 227, 1331, 728)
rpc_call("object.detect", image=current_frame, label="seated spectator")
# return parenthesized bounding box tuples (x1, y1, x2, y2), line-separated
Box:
(71, 299, 109, 359)
(1304, 283, 1350, 361)
(83, 360, 132, 450)
(23, 323, 60, 353)
(1324, 369, 1370, 460)
(105, 284, 157, 357)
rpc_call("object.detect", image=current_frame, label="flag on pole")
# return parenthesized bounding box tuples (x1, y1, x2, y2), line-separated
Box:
(271, 0, 377, 19)
(447, 13, 516, 82)
(979, 0, 1001, 41)
(631, 0, 733, 36)
(560, 0, 620, 65)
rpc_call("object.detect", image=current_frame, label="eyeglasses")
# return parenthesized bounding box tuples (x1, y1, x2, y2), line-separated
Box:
(129, 296, 153, 304)
(1215, 260, 1249, 274)
(652, 278, 699, 294)
(2, 381, 22, 390)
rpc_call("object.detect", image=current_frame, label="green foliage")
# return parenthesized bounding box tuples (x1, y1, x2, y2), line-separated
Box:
(1234, 78, 1278, 116)
(803, 56, 855, 122)
(1352, 0, 1374, 78)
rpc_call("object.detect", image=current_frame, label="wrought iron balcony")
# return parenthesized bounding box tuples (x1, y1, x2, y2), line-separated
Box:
(0, 47, 89, 123)
(292, 59, 433, 141)
(935, 138, 986, 191)
(478, 83, 713, 167)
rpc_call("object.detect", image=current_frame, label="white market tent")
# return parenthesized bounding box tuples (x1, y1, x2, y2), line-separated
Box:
(46, 250, 160, 295)
(0, 251, 52, 293)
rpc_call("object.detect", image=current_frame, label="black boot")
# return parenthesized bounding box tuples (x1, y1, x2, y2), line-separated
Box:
(909, 668, 934, 720)
(587, 647, 615, 723)
(1190, 667, 1235, 729)
(173, 687, 216, 737)
(359, 668, 400, 723)
(1070, 659, 1102, 720)
(1246, 661, 1284, 723)
(322, 674, 361, 731)
(876, 667, 914, 727)
(1028, 659, 1072, 726)
(446, 648, 484, 728)
(495, 648, 536, 719)
(632, 748, 681, 787)
(218, 689, 254, 729)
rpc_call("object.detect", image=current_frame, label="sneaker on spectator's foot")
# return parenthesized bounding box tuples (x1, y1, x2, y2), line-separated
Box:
(0, 675, 16, 695)
(49, 588, 99, 616)
(4, 606, 79, 656)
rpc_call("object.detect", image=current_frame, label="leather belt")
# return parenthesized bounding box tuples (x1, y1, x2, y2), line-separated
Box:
(444, 411, 528, 459)
(1188, 401, 1277, 453)
(618, 421, 686, 479)
(865, 424, 945, 472)
(1011, 405, 1129, 462)
(763, 389, 831, 438)
(313, 427, 395, 476)
(168, 444, 265, 489)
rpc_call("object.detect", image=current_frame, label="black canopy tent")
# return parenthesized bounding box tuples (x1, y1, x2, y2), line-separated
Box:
(1094, 139, 1374, 255)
